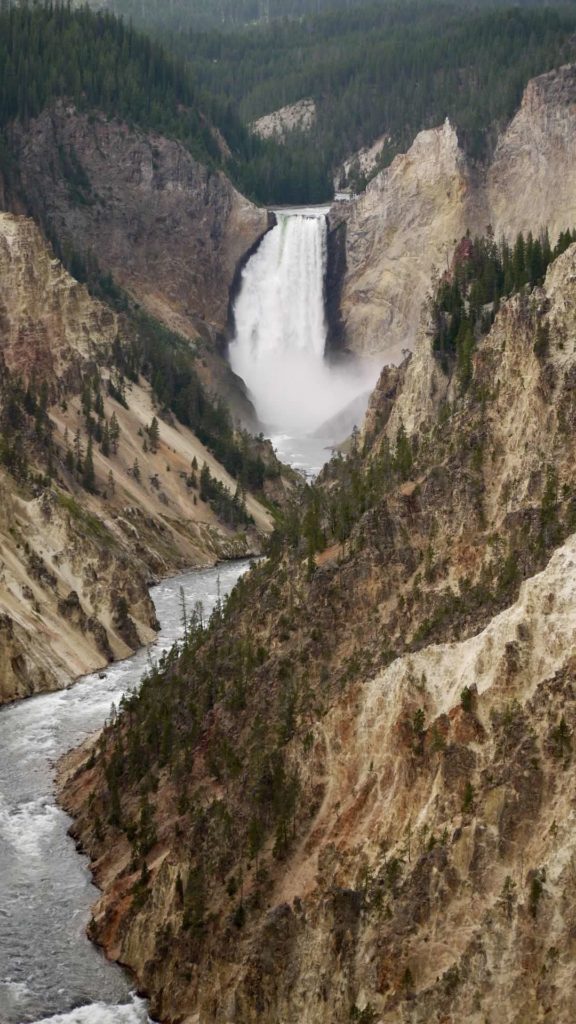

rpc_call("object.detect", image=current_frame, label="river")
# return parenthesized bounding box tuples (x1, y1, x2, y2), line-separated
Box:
(0, 559, 253, 1024)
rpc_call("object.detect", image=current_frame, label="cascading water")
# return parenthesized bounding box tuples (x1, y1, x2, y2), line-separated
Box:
(229, 209, 379, 474)
(230, 211, 329, 434)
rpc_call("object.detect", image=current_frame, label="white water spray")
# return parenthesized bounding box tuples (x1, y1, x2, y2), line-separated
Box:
(229, 210, 378, 446)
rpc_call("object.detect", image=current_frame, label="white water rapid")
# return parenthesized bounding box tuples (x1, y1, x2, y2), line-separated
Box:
(229, 208, 379, 475)
(0, 560, 252, 1024)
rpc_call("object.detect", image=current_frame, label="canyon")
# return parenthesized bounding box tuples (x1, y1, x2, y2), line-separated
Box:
(61, 219, 576, 1022)
(4, 39, 576, 1024)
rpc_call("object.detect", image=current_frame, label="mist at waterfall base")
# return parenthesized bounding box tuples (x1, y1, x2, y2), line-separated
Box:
(229, 210, 379, 474)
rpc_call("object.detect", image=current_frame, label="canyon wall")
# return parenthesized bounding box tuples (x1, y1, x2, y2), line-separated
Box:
(332, 63, 576, 361)
(0, 212, 272, 705)
(62, 236, 576, 1022)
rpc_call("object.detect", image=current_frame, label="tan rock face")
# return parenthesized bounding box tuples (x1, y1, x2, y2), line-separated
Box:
(333, 120, 474, 361)
(7, 103, 269, 338)
(0, 212, 117, 390)
(61, 243, 576, 1023)
(0, 212, 272, 706)
(334, 64, 576, 361)
(488, 64, 576, 241)
(334, 131, 391, 190)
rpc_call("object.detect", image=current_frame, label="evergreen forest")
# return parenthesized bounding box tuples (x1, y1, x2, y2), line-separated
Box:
(1, 2, 576, 202)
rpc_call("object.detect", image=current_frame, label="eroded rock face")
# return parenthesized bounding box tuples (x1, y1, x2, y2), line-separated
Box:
(332, 119, 472, 362)
(0, 212, 271, 705)
(61, 243, 576, 1023)
(7, 103, 269, 339)
(488, 64, 576, 241)
(334, 64, 576, 360)
(0, 211, 117, 391)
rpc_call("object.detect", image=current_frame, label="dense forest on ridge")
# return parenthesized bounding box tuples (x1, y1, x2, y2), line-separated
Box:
(182, 3, 576, 197)
(83, 0, 576, 198)
(86, 0, 576, 32)
(3, 2, 576, 201)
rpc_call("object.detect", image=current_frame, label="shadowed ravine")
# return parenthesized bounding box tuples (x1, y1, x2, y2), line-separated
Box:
(0, 560, 252, 1024)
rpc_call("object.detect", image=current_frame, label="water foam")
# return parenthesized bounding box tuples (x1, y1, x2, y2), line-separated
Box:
(32, 995, 151, 1023)
(230, 210, 378, 441)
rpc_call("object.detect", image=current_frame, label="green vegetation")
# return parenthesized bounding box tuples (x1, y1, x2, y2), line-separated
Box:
(89, 0, 576, 33)
(268, 422, 415, 557)
(179, 1, 576, 200)
(97, 563, 302, 889)
(199, 461, 254, 527)
(2, 3, 576, 204)
(86, 0, 405, 32)
(110, 306, 279, 494)
(0, 4, 225, 165)
(0, 1, 330, 202)
(54, 491, 113, 540)
(430, 227, 576, 383)
(0, 370, 53, 485)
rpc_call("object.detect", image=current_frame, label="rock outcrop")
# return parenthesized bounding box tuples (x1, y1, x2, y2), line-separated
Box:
(487, 63, 576, 241)
(0, 212, 273, 705)
(332, 64, 576, 361)
(250, 98, 316, 141)
(334, 131, 391, 191)
(0, 211, 117, 389)
(61, 237, 576, 1022)
(331, 119, 472, 362)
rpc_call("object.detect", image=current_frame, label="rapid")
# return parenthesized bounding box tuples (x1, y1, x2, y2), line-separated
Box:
(0, 561, 252, 1024)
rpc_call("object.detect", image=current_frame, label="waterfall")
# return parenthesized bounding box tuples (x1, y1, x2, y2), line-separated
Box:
(229, 209, 380, 461)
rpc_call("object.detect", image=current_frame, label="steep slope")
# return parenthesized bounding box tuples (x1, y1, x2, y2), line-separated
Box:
(6, 103, 270, 343)
(331, 119, 472, 361)
(0, 5, 276, 420)
(0, 212, 273, 705)
(61, 241, 576, 1021)
(332, 63, 576, 360)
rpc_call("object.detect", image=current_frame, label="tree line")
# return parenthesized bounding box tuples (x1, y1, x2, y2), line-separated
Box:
(171, 1, 576, 200)
(2, 3, 576, 205)
(431, 227, 576, 386)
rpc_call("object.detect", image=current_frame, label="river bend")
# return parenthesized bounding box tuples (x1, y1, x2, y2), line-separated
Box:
(0, 560, 252, 1024)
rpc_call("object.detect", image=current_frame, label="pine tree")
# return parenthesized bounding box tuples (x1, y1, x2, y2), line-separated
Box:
(394, 424, 413, 480)
(199, 463, 211, 502)
(73, 428, 83, 472)
(82, 435, 96, 491)
(109, 412, 120, 454)
(101, 421, 110, 457)
(148, 416, 160, 453)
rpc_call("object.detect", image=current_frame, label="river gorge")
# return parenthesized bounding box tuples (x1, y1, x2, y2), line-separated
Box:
(0, 560, 253, 1024)
(0, 204, 360, 1024)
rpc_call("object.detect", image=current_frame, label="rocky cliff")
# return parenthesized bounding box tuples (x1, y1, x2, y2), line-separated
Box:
(4, 103, 270, 345)
(0, 212, 273, 705)
(61, 232, 576, 1022)
(332, 64, 576, 361)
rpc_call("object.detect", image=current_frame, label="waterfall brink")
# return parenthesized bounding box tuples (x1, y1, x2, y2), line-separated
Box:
(230, 208, 380, 466)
